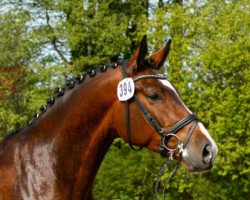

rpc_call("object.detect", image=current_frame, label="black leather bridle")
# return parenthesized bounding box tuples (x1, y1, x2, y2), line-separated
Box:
(120, 61, 200, 157)
(120, 61, 201, 199)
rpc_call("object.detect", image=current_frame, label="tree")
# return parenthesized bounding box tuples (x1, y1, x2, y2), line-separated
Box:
(0, 0, 249, 199)
(0, 10, 32, 136)
(94, 1, 249, 199)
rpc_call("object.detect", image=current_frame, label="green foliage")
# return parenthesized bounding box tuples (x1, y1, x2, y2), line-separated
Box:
(94, 1, 249, 199)
(93, 139, 161, 199)
(0, 0, 249, 199)
(0, 10, 33, 67)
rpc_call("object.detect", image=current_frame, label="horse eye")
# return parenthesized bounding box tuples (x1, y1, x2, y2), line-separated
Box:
(147, 93, 161, 101)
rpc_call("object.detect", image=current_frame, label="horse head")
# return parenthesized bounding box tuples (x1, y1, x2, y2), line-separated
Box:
(114, 36, 218, 172)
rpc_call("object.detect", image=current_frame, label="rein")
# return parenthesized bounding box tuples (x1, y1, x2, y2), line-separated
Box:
(119, 61, 201, 199)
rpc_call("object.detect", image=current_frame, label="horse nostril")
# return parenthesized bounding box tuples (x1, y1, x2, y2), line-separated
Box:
(202, 145, 212, 164)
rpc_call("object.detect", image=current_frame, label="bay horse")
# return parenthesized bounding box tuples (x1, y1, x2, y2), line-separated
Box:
(0, 36, 218, 200)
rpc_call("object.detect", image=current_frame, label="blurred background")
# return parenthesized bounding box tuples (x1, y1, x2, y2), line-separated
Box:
(0, 0, 249, 199)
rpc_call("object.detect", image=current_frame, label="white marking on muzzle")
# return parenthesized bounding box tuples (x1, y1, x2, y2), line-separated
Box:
(182, 148, 189, 158)
(159, 78, 218, 158)
(181, 123, 218, 159)
(198, 122, 218, 156)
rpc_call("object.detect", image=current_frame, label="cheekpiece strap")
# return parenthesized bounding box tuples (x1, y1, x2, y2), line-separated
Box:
(121, 61, 142, 151)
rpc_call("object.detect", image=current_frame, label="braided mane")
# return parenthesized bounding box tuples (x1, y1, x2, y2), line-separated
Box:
(3, 62, 121, 139)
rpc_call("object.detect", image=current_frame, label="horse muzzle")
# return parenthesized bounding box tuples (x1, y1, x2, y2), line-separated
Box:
(180, 137, 218, 172)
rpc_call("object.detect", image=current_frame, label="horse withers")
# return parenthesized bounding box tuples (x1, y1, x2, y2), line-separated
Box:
(0, 36, 218, 199)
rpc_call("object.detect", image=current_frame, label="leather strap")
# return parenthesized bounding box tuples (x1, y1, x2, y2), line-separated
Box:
(134, 96, 164, 135)
(121, 61, 142, 150)
(163, 114, 200, 137)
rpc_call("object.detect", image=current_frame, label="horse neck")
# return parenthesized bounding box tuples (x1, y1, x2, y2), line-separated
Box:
(16, 68, 120, 198)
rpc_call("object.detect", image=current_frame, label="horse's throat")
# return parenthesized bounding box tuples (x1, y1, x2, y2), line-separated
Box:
(52, 109, 115, 199)
(54, 128, 114, 199)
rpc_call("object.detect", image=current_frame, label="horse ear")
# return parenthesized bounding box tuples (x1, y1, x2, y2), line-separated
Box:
(149, 39, 171, 69)
(126, 35, 147, 73)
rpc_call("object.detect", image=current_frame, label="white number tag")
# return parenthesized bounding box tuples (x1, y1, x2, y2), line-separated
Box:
(117, 78, 135, 101)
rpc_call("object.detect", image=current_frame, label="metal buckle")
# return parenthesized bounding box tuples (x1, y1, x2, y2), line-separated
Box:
(161, 133, 181, 160)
